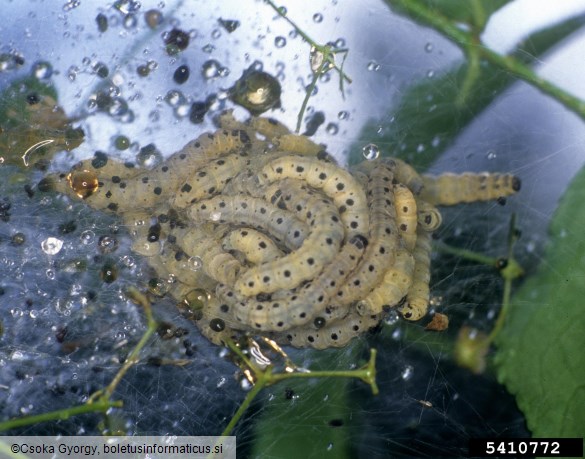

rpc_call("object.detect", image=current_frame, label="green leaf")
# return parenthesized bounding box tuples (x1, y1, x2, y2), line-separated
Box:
(390, 0, 510, 29)
(494, 165, 585, 438)
(353, 10, 585, 169)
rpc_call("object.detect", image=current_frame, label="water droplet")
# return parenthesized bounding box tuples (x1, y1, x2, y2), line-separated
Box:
(338, 110, 349, 120)
(426, 69, 435, 78)
(164, 28, 190, 54)
(326, 123, 338, 135)
(327, 443, 333, 451)
(114, 135, 130, 150)
(95, 13, 108, 32)
(367, 60, 380, 72)
(424, 42, 433, 53)
(216, 377, 226, 388)
(41, 237, 64, 255)
(63, 0, 81, 11)
(218, 18, 240, 33)
(202, 43, 215, 54)
(100, 261, 118, 283)
(98, 236, 119, 254)
(67, 170, 99, 198)
(313, 13, 323, 23)
(202, 59, 223, 79)
(401, 365, 414, 381)
(32, 61, 53, 80)
(136, 144, 162, 167)
(164, 89, 186, 107)
(362, 143, 380, 160)
(416, 143, 425, 153)
(384, 309, 400, 325)
(120, 255, 135, 267)
(486, 150, 497, 160)
(187, 256, 202, 271)
(274, 36, 287, 48)
(80, 230, 95, 245)
(45, 269, 56, 280)
(173, 64, 190, 84)
(144, 9, 163, 29)
(123, 14, 137, 29)
(147, 277, 169, 296)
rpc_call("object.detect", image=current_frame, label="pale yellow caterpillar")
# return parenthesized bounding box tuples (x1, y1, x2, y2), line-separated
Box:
(172, 153, 252, 208)
(163, 128, 252, 180)
(337, 163, 401, 305)
(399, 229, 432, 321)
(258, 155, 370, 238)
(356, 247, 415, 316)
(391, 158, 424, 195)
(222, 227, 283, 265)
(393, 183, 418, 251)
(187, 194, 309, 251)
(416, 199, 442, 232)
(232, 185, 345, 296)
(248, 116, 291, 139)
(277, 310, 381, 349)
(420, 172, 521, 206)
(216, 234, 367, 331)
(170, 226, 243, 286)
(273, 134, 324, 157)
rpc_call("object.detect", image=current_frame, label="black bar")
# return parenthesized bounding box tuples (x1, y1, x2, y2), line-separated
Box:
(468, 438, 583, 457)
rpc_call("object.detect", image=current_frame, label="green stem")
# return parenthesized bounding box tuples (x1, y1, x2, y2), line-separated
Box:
(220, 369, 270, 437)
(0, 400, 122, 432)
(434, 241, 497, 266)
(385, 0, 585, 121)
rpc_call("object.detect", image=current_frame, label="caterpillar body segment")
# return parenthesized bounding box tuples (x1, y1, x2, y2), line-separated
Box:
(172, 153, 251, 208)
(164, 128, 252, 178)
(258, 155, 370, 238)
(420, 172, 521, 206)
(273, 134, 324, 157)
(227, 182, 347, 297)
(416, 200, 442, 232)
(399, 229, 432, 321)
(356, 248, 416, 316)
(337, 164, 401, 304)
(392, 158, 424, 195)
(393, 183, 418, 251)
(223, 228, 283, 265)
(247, 116, 291, 139)
(275, 310, 381, 349)
(187, 194, 309, 251)
(217, 234, 367, 331)
(171, 226, 242, 286)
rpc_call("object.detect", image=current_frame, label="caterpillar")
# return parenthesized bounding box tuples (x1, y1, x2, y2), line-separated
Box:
(273, 134, 324, 157)
(232, 185, 345, 295)
(172, 153, 252, 208)
(222, 227, 283, 265)
(393, 183, 418, 251)
(258, 155, 370, 238)
(216, 234, 367, 331)
(276, 310, 381, 349)
(187, 194, 309, 251)
(170, 226, 243, 286)
(420, 172, 521, 206)
(398, 229, 432, 321)
(416, 199, 442, 232)
(336, 163, 401, 304)
(356, 247, 415, 316)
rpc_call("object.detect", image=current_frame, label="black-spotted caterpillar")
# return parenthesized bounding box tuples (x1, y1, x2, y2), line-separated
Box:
(44, 113, 520, 349)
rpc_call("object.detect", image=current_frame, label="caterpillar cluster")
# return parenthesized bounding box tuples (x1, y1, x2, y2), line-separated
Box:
(45, 111, 521, 349)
